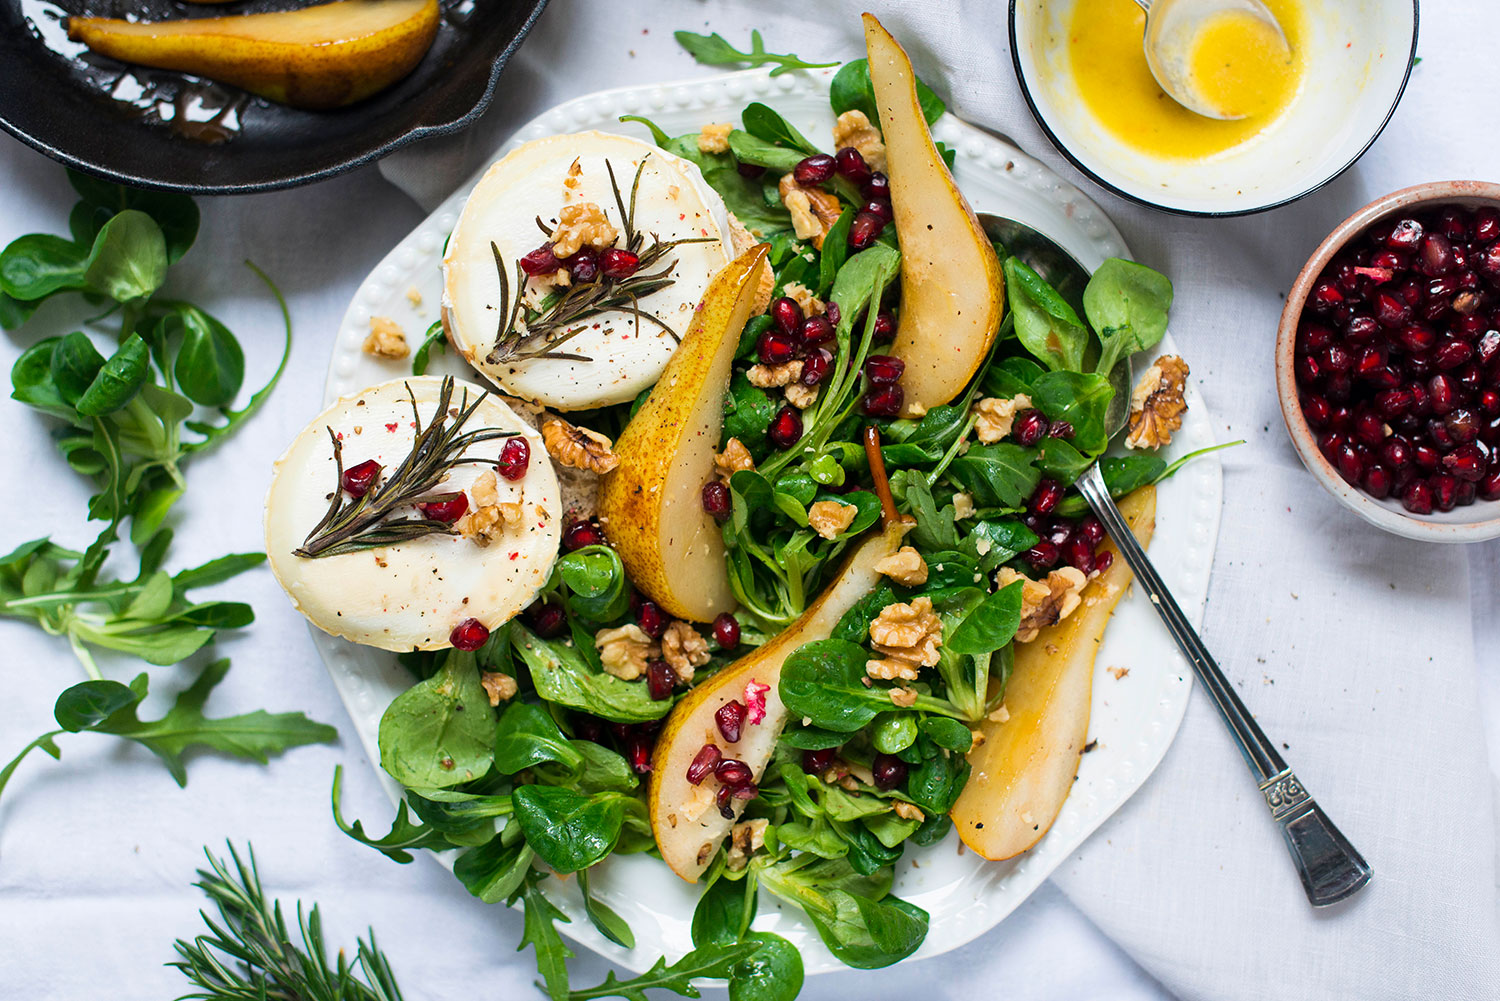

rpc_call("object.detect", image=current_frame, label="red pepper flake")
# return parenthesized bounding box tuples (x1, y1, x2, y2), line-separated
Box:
(385, 422, 398, 432)
(509, 551, 520, 560)
(679, 212, 686, 221)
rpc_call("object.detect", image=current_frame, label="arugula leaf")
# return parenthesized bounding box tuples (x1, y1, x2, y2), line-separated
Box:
(567, 937, 799, 1001)
(674, 29, 836, 77)
(519, 875, 574, 1001)
(623, 120, 794, 236)
(331, 766, 459, 863)
(741, 102, 821, 155)
(1005, 256, 1088, 372)
(949, 442, 1040, 509)
(1029, 370, 1115, 455)
(830, 58, 946, 128)
(411, 319, 446, 375)
(1084, 257, 1173, 377)
(377, 651, 496, 789)
(960, 519, 1038, 572)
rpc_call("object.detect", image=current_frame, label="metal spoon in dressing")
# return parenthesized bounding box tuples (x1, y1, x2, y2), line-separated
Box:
(1132, 0, 1292, 120)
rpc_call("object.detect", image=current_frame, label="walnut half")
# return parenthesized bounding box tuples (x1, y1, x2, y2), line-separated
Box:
(1125, 355, 1189, 450)
(866, 596, 943, 680)
(543, 417, 619, 474)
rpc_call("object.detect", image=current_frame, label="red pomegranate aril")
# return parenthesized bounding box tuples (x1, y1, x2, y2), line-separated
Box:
(864, 354, 906, 385)
(1397, 323, 1437, 352)
(1419, 234, 1456, 276)
(716, 700, 747, 743)
(1325, 373, 1352, 402)
(527, 600, 568, 638)
(600, 248, 640, 280)
(1093, 550, 1114, 574)
(562, 519, 605, 550)
(834, 146, 873, 184)
(1428, 419, 1456, 450)
(1030, 477, 1064, 515)
(1447, 407, 1481, 443)
(1483, 391, 1500, 415)
(1322, 343, 1353, 373)
(800, 314, 835, 346)
(1024, 540, 1061, 570)
(567, 250, 599, 283)
(770, 296, 804, 336)
(825, 302, 841, 326)
(1458, 479, 1478, 506)
(716, 783, 736, 818)
(1353, 411, 1386, 445)
(1475, 208, 1500, 243)
(732, 782, 759, 800)
(1330, 403, 1353, 430)
(1382, 436, 1412, 468)
(873, 311, 896, 338)
(1401, 480, 1434, 514)
(1479, 243, 1500, 280)
(1045, 520, 1074, 546)
(420, 493, 468, 523)
(1373, 291, 1409, 327)
(1334, 443, 1364, 484)
(1301, 395, 1333, 427)
(872, 753, 908, 791)
(341, 459, 381, 498)
(864, 199, 895, 224)
(1434, 339, 1474, 370)
(519, 243, 561, 276)
(1413, 443, 1441, 471)
(794, 153, 837, 185)
(714, 758, 753, 787)
(768, 405, 804, 449)
(647, 660, 676, 701)
(862, 172, 890, 200)
(1300, 322, 1335, 351)
(757, 329, 799, 366)
(702, 480, 732, 521)
(1310, 282, 1344, 312)
(1388, 218, 1424, 249)
(737, 161, 767, 179)
(450, 617, 490, 651)
(1432, 473, 1460, 511)
(1443, 442, 1487, 481)
(1354, 346, 1387, 378)
(496, 437, 531, 481)
(1346, 315, 1380, 342)
(637, 600, 667, 639)
(1398, 277, 1423, 306)
(1296, 353, 1320, 384)
(1048, 419, 1076, 440)
(1408, 381, 1431, 414)
(625, 735, 653, 775)
(1063, 537, 1095, 574)
(1458, 363, 1484, 391)
(1362, 464, 1393, 499)
(802, 747, 837, 774)
(1429, 374, 1458, 414)
(1366, 366, 1402, 390)
(1317, 431, 1346, 460)
(801, 347, 833, 386)
(1479, 465, 1500, 501)
(863, 384, 904, 417)
(848, 211, 887, 250)
(1455, 314, 1488, 339)
(713, 612, 741, 649)
(686, 744, 721, 784)
(1013, 408, 1049, 445)
(1076, 515, 1106, 547)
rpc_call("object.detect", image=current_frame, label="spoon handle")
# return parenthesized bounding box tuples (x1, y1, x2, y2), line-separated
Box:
(1075, 464, 1372, 907)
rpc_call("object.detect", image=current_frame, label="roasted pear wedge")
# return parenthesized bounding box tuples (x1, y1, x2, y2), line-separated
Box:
(67, 0, 439, 111)
(951, 486, 1156, 860)
(598, 244, 770, 623)
(862, 13, 1005, 417)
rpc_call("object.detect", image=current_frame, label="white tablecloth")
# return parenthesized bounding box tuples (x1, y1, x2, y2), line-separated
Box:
(2, 2, 1497, 999)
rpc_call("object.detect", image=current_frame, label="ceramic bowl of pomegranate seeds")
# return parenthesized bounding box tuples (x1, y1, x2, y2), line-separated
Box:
(1277, 181, 1500, 542)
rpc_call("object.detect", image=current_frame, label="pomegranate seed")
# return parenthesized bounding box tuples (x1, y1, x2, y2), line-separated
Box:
(864, 200, 895, 224)
(1300, 322, 1335, 351)
(864, 354, 905, 385)
(1374, 292, 1410, 328)
(686, 744, 721, 784)
(1030, 477, 1064, 515)
(1063, 537, 1095, 574)
(1093, 550, 1114, 574)
(714, 758, 753, 786)
(1346, 315, 1380, 342)
(1432, 473, 1460, 511)
(802, 747, 837, 774)
(1478, 464, 1500, 500)
(1322, 343, 1353, 373)
(1077, 515, 1106, 547)
(1458, 363, 1484, 390)
(872, 753, 907, 791)
(716, 700, 746, 743)
(1402, 479, 1434, 514)
(1366, 366, 1402, 389)
(702, 480, 732, 520)
(519, 243, 561, 276)
(1397, 323, 1437, 352)
(793, 154, 836, 185)
(1429, 374, 1458, 414)
(1362, 464, 1393, 499)
(567, 250, 599, 283)
(1302, 395, 1333, 427)
(1024, 540, 1061, 569)
(1458, 479, 1478, 506)
(1013, 408, 1049, 446)
(1048, 419, 1075, 440)
(848, 211, 887, 250)
(600, 248, 640, 280)
(801, 347, 832, 386)
(737, 162, 766, 179)
(757, 329, 798, 366)
(863, 172, 890, 200)
(1443, 442, 1487, 481)
(716, 783, 736, 819)
(872, 312, 896, 338)
(637, 600, 667, 639)
(1435, 339, 1474, 370)
(525, 600, 568, 638)
(1325, 373, 1353, 402)
(1428, 419, 1456, 450)
(341, 459, 381, 498)
(770, 296, 803, 336)
(1318, 430, 1346, 460)
(834, 146, 872, 184)
(1354, 346, 1388, 378)
(1334, 442, 1364, 484)
(628, 735, 653, 775)
(1419, 234, 1456, 276)
(768, 405, 803, 449)
(862, 384, 904, 417)
(825, 302, 841, 326)
(420, 493, 468, 523)
(647, 660, 675, 701)
(1482, 391, 1500, 415)
(713, 612, 741, 649)
(496, 437, 530, 481)
(450, 617, 490, 651)
(562, 519, 605, 550)
(1045, 520, 1074, 546)
(1388, 218, 1424, 249)
(1296, 353, 1321, 384)
(1447, 407, 1481, 443)
(1382, 436, 1412, 468)
(1353, 411, 1386, 445)
(1474, 208, 1500, 243)
(800, 314, 835, 346)
(1413, 443, 1441, 471)
(1310, 282, 1344, 312)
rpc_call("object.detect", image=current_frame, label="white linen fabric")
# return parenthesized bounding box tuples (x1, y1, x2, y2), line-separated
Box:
(1, 2, 1496, 999)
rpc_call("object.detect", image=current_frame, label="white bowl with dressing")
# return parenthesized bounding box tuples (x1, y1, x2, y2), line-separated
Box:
(1008, 0, 1419, 216)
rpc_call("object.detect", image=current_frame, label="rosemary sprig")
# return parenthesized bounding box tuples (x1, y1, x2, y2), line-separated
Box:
(486, 157, 716, 365)
(295, 376, 517, 559)
(171, 843, 405, 1001)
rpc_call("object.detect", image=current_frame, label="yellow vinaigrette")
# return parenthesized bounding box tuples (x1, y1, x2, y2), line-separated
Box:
(1067, 0, 1306, 158)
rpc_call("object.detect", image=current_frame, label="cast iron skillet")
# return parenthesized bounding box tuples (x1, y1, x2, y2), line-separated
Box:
(0, 0, 549, 194)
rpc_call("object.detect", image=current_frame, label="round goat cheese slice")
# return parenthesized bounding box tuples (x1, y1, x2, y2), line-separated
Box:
(264, 376, 560, 651)
(442, 131, 733, 410)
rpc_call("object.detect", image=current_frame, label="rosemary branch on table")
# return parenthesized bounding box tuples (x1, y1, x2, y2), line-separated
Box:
(295, 375, 517, 559)
(171, 844, 404, 1001)
(486, 157, 716, 365)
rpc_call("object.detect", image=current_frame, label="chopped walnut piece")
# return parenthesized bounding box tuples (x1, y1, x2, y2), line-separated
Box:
(832, 110, 887, 172)
(1125, 355, 1189, 450)
(406, 286, 423, 307)
(889, 686, 919, 708)
(778, 174, 841, 249)
(595, 624, 656, 680)
(543, 418, 619, 474)
(715, 437, 756, 482)
(726, 817, 769, 871)
(874, 546, 928, 586)
(550, 201, 619, 258)
(989, 703, 1010, 723)
(680, 782, 714, 824)
(952, 492, 976, 520)
(781, 281, 827, 317)
(661, 620, 710, 683)
(456, 471, 525, 547)
(698, 122, 733, 154)
(480, 671, 518, 706)
(968, 728, 987, 749)
(363, 316, 409, 360)
(972, 394, 1032, 443)
(746, 359, 803, 389)
(866, 596, 943, 680)
(999, 566, 1088, 643)
(892, 800, 925, 822)
(1108, 666, 1130, 681)
(784, 382, 818, 409)
(807, 499, 858, 540)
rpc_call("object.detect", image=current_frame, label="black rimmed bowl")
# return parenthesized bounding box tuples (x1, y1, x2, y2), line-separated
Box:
(1007, 0, 1419, 217)
(0, 0, 548, 194)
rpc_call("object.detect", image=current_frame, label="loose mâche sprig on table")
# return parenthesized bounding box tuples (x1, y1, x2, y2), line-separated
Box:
(0, 170, 336, 816)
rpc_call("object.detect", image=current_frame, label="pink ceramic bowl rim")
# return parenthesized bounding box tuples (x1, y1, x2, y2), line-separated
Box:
(1276, 180, 1500, 543)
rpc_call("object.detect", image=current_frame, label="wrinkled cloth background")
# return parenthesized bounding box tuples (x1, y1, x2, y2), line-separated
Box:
(2, 2, 1497, 999)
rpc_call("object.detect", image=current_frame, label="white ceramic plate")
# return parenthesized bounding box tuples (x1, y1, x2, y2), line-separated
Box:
(317, 67, 1223, 975)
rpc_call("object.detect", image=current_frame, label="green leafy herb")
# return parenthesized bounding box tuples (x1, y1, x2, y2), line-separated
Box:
(674, 29, 837, 76)
(520, 874, 575, 1001)
(511, 622, 671, 723)
(1083, 257, 1174, 378)
(780, 639, 965, 731)
(578, 868, 636, 948)
(411, 319, 446, 375)
(331, 767, 461, 863)
(377, 650, 496, 789)
(830, 58, 946, 128)
(1005, 256, 1088, 372)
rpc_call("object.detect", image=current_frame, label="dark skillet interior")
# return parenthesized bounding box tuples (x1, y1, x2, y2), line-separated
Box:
(0, 0, 548, 194)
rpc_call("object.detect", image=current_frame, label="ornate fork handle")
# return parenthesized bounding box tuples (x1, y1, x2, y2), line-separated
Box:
(1076, 465, 1372, 906)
